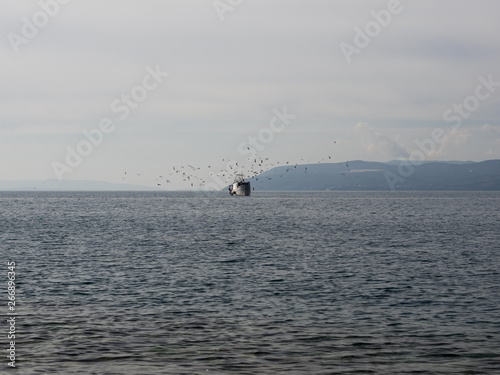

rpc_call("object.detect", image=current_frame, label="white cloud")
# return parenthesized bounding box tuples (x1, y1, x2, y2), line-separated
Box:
(482, 124, 500, 138)
(432, 128, 471, 157)
(355, 122, 409, 158)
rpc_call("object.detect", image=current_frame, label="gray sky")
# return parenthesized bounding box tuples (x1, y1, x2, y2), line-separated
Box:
(1, 0, 499, 188)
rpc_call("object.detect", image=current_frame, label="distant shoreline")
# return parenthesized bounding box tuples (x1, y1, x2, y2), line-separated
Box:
(1, 160, 499, 192)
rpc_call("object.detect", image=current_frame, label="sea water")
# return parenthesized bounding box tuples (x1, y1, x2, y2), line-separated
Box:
(1, 191, 499, 374)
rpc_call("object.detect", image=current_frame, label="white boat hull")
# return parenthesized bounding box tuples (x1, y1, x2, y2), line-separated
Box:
(230, 181, 251, 196)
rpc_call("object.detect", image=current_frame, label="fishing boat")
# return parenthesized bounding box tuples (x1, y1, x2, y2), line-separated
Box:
(229, 174, 251, 196)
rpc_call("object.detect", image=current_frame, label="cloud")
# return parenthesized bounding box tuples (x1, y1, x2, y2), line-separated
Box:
(432, 128, 471, 157)
(482, 124, 500, 138)
(482, 125, 500, 157)
(355, 122, 409, 158)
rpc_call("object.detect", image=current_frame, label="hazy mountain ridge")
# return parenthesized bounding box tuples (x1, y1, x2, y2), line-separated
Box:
(1, 160, 499, 191)
(0, 179, 155, 191)
(250, 160, 500, 191)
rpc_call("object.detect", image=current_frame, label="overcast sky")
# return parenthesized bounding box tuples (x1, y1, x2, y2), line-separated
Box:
(1, 0, 499, 188)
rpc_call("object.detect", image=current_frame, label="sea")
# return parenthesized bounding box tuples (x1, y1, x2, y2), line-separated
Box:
(1, 191, 499, 374)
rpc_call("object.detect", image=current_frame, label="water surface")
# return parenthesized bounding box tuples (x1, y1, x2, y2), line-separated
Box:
(1, 191, 499, 374)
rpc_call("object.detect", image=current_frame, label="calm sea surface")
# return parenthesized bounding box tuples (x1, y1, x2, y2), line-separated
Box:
(1, 191, 499, 374)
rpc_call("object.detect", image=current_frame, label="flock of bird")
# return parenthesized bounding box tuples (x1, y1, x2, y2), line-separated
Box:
(120, 150, 352, 190)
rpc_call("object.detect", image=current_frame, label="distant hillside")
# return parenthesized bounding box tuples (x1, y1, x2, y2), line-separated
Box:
(250, 160, 500, 191)
(3, 160, 499, 191)
(0, 179, 155, 191)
